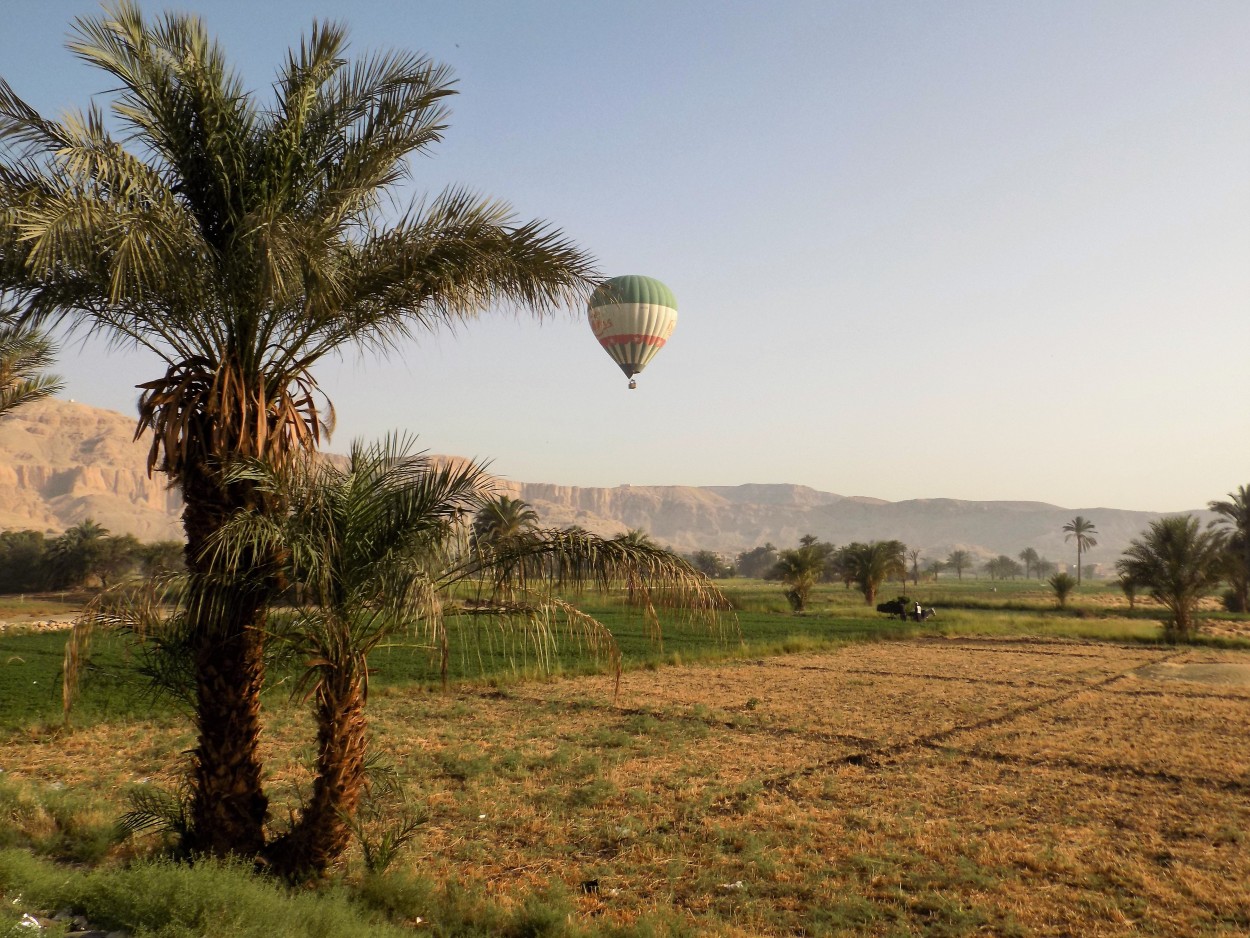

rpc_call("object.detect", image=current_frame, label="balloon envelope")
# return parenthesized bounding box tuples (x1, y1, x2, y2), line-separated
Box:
(587, 275, 677, 384)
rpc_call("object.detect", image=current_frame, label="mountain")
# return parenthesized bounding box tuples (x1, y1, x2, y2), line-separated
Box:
(496, 481, 1202, 567)
(0, 399, 1207, 566)
(0, 399, 181, 541)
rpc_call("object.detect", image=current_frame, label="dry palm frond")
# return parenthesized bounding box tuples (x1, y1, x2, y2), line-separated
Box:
(62, 575, 196, 723)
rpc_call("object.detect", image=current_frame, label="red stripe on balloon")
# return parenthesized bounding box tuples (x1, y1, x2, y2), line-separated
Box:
(597, 334, 667, 348)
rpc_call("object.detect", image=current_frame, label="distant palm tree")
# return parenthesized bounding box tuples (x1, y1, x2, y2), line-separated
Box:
(771, 546, 825, 612)
(843, 540, 906, 605)
(0, 317, 62, 418)
(614, 528, 658, 548)
(1208, 485, 1250, 613)
(1063, 516, 1098, 585)
(1048, 572, 1077, 608)
(946, 549, 971, 581)
(1117, 515, 1223, 641)
(0, 5, 595, 859)
(472, 494, 539, 545)
(49, 518, 109, 588)
(1116, 572, 1139, 610)
(1018, 547, 1039, 579)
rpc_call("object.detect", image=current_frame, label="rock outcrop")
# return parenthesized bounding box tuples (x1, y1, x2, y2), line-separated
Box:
(0, 399, 181, 541)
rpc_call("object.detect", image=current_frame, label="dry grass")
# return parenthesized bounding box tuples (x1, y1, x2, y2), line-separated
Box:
(2, 638, 1248, 935)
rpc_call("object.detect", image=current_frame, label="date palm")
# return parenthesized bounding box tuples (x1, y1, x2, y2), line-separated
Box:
(1018, 547, 1039, 580)
(1047, 572, 1077, 608)
(945, 549, 970, 581)
(1063, 516, 1098, 585)
(0, 4, 594, 858)
(771, 545, 825, 612)
(1208, 485, 1250, 613)
(213, 437, 728, 879)
(1117, 515, 1223, 641)
(614, 528, 658, 548)
(472, 494, 539, 546)
(0, 316, 62, 417)
(843, 540, 906, 605)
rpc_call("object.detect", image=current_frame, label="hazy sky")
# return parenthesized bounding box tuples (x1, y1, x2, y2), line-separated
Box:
(3, 1, 1247, 512)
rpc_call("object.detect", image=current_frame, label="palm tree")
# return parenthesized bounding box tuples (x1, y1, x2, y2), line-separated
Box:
(614, 528, 658, 548)
(48, 518, 109, 588)
(1063, 516, 1098, 585)
(842, 540, 906, 605)
(771, 546, 825, 612)
(1116, 572, 1139, 610)
(945, 549, 971, 581)
(211, 437, 727, 879)
(1047, 572, 1077, 608)
(472, 494, 539, 545)
(1018, 547, 1039, 580)
(0, 316, 62, 417)
(1117, 515, 1223, 641)
(0, 5, 595, 859)
(1208, 485, 1250, 613)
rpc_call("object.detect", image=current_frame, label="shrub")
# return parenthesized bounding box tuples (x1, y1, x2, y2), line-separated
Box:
(1047, 573, 1077, 608)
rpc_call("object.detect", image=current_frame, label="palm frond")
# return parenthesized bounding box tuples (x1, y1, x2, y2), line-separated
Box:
(0, 318, 62, 416)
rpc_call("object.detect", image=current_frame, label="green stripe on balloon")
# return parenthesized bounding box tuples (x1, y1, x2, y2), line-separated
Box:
(588, 275, 677, 311)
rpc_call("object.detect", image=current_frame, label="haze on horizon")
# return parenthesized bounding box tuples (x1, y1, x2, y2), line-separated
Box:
(2, 1, 1246, 515)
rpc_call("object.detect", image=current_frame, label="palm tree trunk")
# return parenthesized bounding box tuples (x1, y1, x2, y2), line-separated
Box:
(180, 470, 270, 860)
(269, 671, 369, 880)
(186, 604, 269, 858)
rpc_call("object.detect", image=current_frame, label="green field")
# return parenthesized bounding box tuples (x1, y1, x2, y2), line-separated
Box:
(4, 576, 1232, 733)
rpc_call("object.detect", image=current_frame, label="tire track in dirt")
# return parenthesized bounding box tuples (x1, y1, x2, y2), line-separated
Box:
(1105, 687, 1250, 703)
(937, 744, 1250, 795)
(791, 664, 1089, 689)
(898, 636, 1166, 658)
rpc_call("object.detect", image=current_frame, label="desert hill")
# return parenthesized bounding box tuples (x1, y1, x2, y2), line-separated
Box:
(0, 398, 181, 541)
(0, 398, 1205, 567)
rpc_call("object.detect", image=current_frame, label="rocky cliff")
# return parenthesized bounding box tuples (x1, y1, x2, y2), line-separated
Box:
(0, 399, 1201, 565)
(0, 399, 181, 541)
(497, 480, 1195, 564)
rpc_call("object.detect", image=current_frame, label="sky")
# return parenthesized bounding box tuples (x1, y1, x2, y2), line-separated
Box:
(2, 1, 1247, 513)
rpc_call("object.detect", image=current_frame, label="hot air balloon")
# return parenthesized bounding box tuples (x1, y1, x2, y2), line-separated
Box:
(587, 275, 677, 389)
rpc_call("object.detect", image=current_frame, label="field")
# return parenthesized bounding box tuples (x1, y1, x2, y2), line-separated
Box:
(2, 574, 1249, 937)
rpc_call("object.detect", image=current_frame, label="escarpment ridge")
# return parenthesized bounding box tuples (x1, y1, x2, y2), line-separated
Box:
(0, 399, 1198, 562)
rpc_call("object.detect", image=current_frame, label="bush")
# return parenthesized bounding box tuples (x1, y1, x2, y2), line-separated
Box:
(1048, 573, 1077, 608)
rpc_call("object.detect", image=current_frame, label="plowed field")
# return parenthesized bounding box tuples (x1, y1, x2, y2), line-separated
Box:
(3, 637, 1248, 935)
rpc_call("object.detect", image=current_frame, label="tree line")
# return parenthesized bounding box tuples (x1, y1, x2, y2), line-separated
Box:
(0, 521, 183, 593)
(687, 541, 1061, 587)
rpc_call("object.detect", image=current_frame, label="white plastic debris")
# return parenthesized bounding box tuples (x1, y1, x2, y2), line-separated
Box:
(718, 880, 745, 891)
